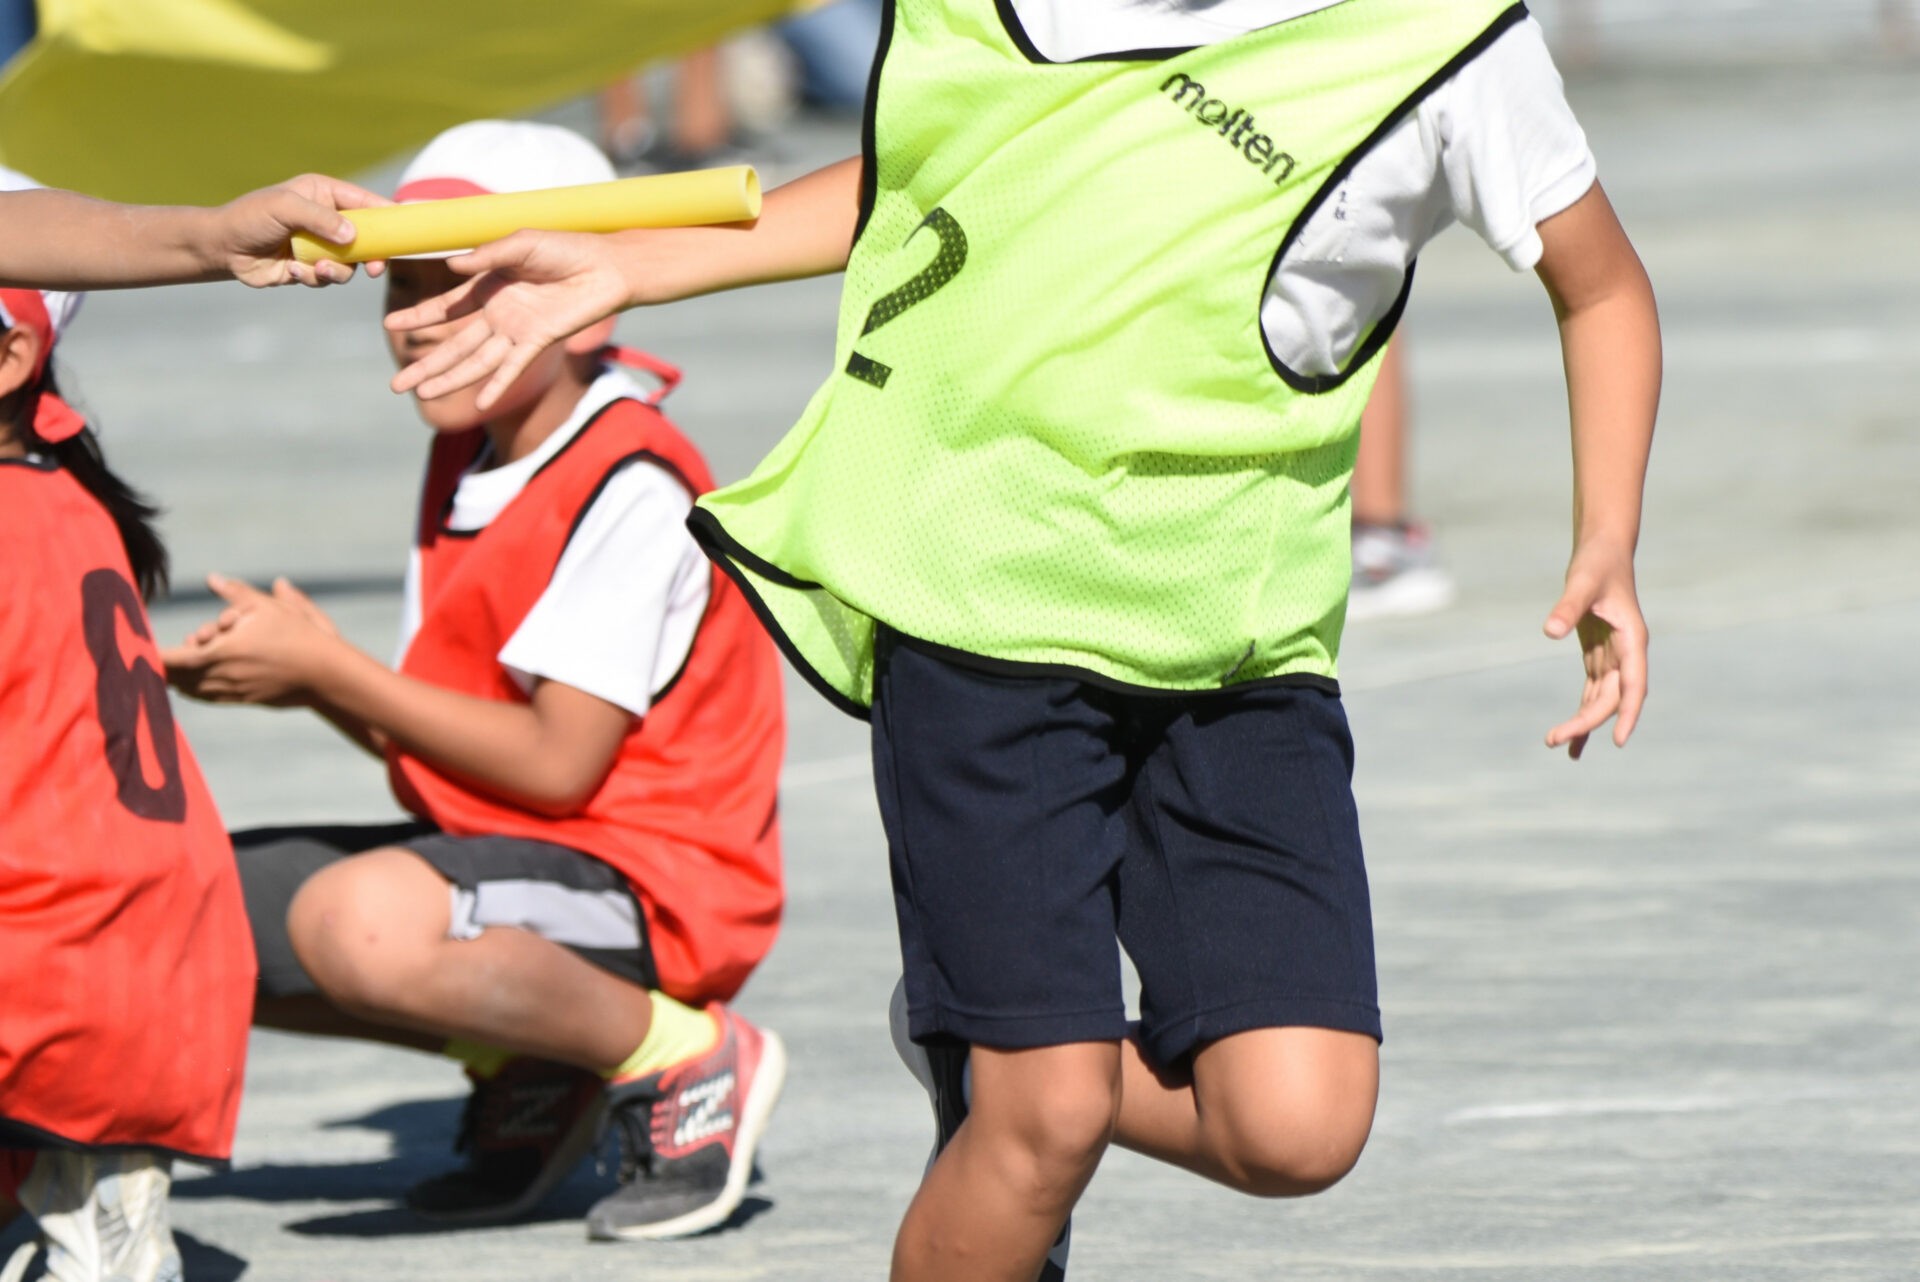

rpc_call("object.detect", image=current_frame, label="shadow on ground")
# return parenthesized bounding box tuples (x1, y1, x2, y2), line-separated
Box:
(288, 1194, 774, 1240)
(174, 1097, 465, 1206)
(174, 1095, 774, 1240)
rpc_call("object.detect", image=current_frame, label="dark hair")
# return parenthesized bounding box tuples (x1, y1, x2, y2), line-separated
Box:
(3, 366, 170, 602)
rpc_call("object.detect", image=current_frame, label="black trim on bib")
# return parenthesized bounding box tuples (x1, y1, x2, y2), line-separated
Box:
(0, 453, 58, 472)
(1261, 2, 1531, 394)
(554, 446, 698, 577)
(435, 400, 628, 541)
(687, 506, 872, 720)
(852, 0, 898, 247)
(993, 0, 1196, 64)
(432, 432, 491, 541)
(554, 445, 708, 708)
(890, 629, 1342, 701)
(687, 507, 1343, 723)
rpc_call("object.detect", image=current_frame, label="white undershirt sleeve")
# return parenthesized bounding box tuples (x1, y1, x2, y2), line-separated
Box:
(496, 461, 711, 719)
(1427, 18, 1598, 271)
(1260, 17, 1598, 373)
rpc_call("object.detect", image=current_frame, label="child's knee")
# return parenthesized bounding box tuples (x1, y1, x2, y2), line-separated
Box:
(1202, 1078, 1376, 1197)
(286, 848, 443, 1016)
(1194, 1028, 1378, 1197)
(972, 1045, 1121, 1192)
(1021, 1073, 1120, 1173)
(1215, 1105, 1372, 1197)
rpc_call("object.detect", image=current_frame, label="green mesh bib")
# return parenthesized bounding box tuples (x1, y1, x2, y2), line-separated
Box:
(693, 0, 1526, 714)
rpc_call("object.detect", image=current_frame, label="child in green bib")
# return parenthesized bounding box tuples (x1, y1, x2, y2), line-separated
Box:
(388, 3, 1659, 1277)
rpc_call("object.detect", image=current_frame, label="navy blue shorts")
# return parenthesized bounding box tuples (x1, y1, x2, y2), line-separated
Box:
(872, 633, 1381, 1067)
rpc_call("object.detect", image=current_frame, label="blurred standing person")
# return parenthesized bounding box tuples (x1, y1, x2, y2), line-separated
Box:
(776, 0, 882, 114)
(599, 47, 737, 171)
(1348, 340, 1457, 620)
(0, 0, 34, 70)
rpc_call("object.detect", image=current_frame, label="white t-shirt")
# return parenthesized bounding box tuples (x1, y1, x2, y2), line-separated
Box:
(1008, 0, 1597, 375)
(395, 367, 711, 719)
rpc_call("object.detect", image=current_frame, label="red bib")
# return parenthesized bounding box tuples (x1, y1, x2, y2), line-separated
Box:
(390, 394, 785, 1003)
(0, 461, 253, 1162)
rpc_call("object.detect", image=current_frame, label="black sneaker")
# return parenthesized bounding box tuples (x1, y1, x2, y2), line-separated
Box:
(585, 1004, 786, 1241)
(406, 1057, 606, 1224)
(888, 979, 1072, 1280)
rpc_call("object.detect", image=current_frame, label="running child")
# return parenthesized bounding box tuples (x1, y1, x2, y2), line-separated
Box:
(0, 165, 255, 1282)
(386, 3, 1661, 1276)
(162, 121, 789, 1241)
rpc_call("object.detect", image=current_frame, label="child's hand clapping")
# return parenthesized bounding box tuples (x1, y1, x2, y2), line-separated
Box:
(163, 573, 342, 707)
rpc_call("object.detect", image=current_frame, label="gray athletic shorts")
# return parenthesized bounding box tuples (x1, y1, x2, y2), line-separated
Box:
(232, 820, 657, 999)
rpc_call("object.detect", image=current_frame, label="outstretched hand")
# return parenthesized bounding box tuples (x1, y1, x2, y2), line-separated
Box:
(386, 229, 634, 410)
(163, 574, 342, 706)
(218, 174, 390, 288)
(1541, 543, 1648, 760)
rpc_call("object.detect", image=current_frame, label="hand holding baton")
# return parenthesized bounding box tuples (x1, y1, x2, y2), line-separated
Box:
(291, 166, 762, 265)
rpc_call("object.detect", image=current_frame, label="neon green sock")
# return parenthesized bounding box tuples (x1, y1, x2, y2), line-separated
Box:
(607, 992, 720, 1082)
(443, 1039, 514, 1080)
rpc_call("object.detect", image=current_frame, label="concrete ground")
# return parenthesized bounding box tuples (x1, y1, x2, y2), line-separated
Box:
(8, 51, 1920, 1282)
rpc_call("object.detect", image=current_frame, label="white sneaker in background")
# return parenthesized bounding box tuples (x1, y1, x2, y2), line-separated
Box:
(1349, 520, 1458, 622)
(15, 1149, 182, 1282)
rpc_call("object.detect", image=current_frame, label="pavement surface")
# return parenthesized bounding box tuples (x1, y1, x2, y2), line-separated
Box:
(7, 48, 1920, 1282)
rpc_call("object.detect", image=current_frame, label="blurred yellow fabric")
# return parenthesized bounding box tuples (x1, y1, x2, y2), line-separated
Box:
(0, 0, 809, 203)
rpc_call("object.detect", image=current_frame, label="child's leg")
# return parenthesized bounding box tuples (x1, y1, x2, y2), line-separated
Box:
(1114, 1027, 1377, 1195)
(250, 992, 443, 1052)
(871, 635, 1136, 1282)
(239, 824, 778, 1236)
(234, 819, 449, 1050)
(287, 836, 785, 1239)
(1352, 339, 1409, 527)
(893, 1043, 1119, 1282)
(1114, 683, 1383, 1196)
(285, 845, 652, 1068)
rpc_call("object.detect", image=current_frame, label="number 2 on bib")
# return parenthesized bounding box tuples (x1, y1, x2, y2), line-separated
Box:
(845, 207, 968, 389)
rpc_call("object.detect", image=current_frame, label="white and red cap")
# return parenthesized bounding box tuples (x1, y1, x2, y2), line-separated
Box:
(390, 121, 678, 388)
(393, 120, 615, 258)
(0, 166, 85, 443)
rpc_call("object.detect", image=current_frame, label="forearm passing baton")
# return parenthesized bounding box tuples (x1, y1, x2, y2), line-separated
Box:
(290, 166, 762, 265)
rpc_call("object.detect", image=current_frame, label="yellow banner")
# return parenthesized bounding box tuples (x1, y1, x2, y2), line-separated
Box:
(0, 0, 808, 204)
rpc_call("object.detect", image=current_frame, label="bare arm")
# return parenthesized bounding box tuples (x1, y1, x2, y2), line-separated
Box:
(0, 174, 387, 289)
(386, 156, 865, 407)
(612, 154, 865, 304)
(164, 577, 630, 814)
(1532, 180, 1661, 758)
(309, 694, 388, 759)
(305, 647, 632, 816)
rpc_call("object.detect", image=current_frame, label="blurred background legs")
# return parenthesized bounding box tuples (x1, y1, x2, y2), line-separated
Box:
(0, 0, 35, 71)
(1349, 341, 1456, 623)
(774, 0, 882, 115)
(596, 1, 879, 174)
(599, 47, 736, 171)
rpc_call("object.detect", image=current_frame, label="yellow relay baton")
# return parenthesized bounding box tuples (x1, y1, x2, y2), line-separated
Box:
(291, 166, 762, 265)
